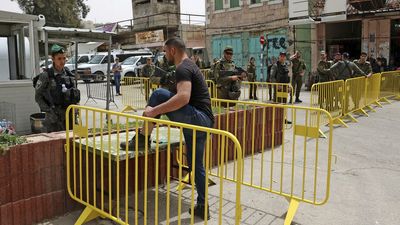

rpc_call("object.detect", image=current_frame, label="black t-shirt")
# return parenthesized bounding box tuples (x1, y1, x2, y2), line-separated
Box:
(175, 58, 214, 123)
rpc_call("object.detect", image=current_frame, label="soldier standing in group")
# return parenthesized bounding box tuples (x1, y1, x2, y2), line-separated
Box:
(354, 52, 373, 77)
(316, 50, 334, 110)
(317, 51, 334, 83)
(328, 52, 367, 110)
(213, 46, 247, 106)
(290, 51, 306, 103)
(270, 51, 290, 103)
(247, 57, 258, 100)
(34, 44, 80, 132)
(208, 58, 219, 98)
(329, 52, 366, 80)
(142, 57, 156, 101)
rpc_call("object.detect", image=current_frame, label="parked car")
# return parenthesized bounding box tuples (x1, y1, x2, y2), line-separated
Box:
(120, 55, 154, 80)
(65, 54, 94, 73)
(77, 50, 152, 82)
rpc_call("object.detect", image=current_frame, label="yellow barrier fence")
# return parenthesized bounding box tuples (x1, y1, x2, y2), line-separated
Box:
(364, 73, 383, 111)
(240, 81, 294, 104)
(200, 69, 212, 80)
(66, 105, 243, 225)
(343, 77, 368, 122)
(206, 80, 217, 99)
(380, 71, 400, 103)
(209, 99, 333, 225)
(310, 80, 347, 127)
(121, 77, 151, 112)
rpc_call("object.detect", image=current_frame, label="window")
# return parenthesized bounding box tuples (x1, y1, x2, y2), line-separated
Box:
(251, 0, 260, 4)
(215, 0, 223, 10)
(230, 0, 239, 8)
(78, 56, 89, 63)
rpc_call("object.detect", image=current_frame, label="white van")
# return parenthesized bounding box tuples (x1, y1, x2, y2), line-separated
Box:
(65, 54, 94, 73)
(77, 50, 152, 82)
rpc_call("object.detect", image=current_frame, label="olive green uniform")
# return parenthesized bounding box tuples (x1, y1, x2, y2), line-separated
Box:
(317, 60, 333, 82)
(270, 61, 290, 103)
(246, 62, 257, 99)
(141, 64, 155, 101)
(35, 67, 79, 132)
(353, 60, 372, 76)
(213, 58, 242, 102)
(291, 58, 306, 100)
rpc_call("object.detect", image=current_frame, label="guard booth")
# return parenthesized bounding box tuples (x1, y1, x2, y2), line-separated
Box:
(0, 10, 44, 134)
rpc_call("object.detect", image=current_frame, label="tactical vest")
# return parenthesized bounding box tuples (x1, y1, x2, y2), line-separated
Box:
(218, 60, 241, 100)
(276, 62, 290, 83)
(47, 68, 80, 106)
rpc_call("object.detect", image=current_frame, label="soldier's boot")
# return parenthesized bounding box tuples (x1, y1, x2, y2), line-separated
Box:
(120, 132, 151, 151)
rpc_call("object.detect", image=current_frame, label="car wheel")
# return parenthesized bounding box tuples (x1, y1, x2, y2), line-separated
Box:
(94, 71, 104, 82)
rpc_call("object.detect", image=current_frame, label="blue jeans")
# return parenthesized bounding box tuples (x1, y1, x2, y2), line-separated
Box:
(148, 88, 213, 205)
(114, 74, 121, 94)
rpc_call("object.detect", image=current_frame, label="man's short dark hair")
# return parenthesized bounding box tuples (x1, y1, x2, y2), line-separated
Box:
(361, 52, 368, 56)
(164, 37, 186, 51)
(342, 52, 350, 59)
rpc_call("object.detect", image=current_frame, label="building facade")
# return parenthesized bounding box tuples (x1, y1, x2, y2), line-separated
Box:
(206, 0, 297, 81)
(311, 0, 400, 71)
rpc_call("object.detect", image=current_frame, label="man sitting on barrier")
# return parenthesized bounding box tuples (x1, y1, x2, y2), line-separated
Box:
(120, 37, 214, 220)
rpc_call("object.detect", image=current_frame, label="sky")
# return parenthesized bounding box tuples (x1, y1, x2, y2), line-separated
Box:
(2, 0, 205, 24)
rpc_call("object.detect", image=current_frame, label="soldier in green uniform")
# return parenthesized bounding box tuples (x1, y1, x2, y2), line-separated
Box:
(354, 52, 373, 77)
(270, 52, 290, 103)
(328, 52, 367, 110)
(317, 51, 333, 83)
(213, 46, 247, 106)
(247, 57, 258, 100)
(290, 51, 306, 103)
(316, 51, 334, 110)
(34, 44, 80, 132)
(142, 57, 156, 101)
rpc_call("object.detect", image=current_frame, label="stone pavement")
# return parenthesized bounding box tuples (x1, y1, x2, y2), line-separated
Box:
(41, 84, 400, 225)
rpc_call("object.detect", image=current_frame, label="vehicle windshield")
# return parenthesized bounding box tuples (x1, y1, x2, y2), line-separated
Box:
(87, 55, 104, 64)
(122, 56, 140, 65)
(66, 57, 76, 64)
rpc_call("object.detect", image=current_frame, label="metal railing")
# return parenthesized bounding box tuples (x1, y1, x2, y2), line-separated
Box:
(65, 105, 243, 225)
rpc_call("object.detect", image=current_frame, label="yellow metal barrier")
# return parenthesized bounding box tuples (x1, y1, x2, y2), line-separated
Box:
(121, 77, 151, 112)
(65, 105, 243, 225)
(311, 80, 347, 128)
(200, 69, 212, 80)
(206, 80, 217, 99)
(210, 99, 333, 225)
(241, 81, 294, 104)
(343, 77, 368, 122)
(364, 73, 383, 111)
(380, 71, 400, 103)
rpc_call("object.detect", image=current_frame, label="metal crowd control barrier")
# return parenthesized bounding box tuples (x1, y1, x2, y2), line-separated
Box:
(121, 77, 151, 112)
(210, 99, 333, 225)
(84, 81, 117, 107)
(200, 69, 211, 80)
(310, 80, 347, 128)
(364, 73, 383, 111)
(65, 105, 243, 225)
(380, 71, 400, 103)
(206, 80, 217, 99)
(343, 77, 368, 122)
(240, 81, 294, 104)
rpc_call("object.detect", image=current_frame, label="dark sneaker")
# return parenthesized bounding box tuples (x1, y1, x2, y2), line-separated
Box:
(188, 204, 210, 220)
(295, 98, 303, 103)
(249, 96, 253, 99)
(120, 133, 151, 151)
(285, 119, 292, 125)
(254, 96, 258, 100)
